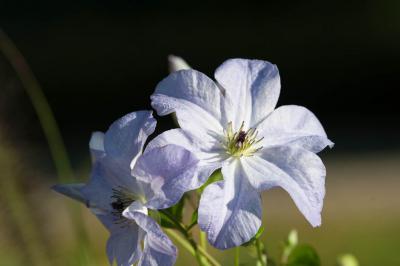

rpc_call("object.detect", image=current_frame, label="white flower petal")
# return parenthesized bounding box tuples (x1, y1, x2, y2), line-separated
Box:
(242, 146, 326, 227)
(104, 111, 156, 169)
(198, 160, 262, 249)
(145, 129, 224, 189)
(133, 144, 200, 209)
(151, 69, 225, 140)
(258, 105, 334, 153)
(215, 59, 280, 129)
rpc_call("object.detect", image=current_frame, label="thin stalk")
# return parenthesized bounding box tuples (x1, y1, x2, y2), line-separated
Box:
(255, 239, 267, 266)
(200, 231, 207, 250)
(0, 29, 73, 183)
(165, 229, 221, 266)
(234, 246, 240, 266)
(160, 210, 219, 266)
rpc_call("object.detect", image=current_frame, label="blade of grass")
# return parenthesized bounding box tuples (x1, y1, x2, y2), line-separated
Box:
(0, 28, 93, 265)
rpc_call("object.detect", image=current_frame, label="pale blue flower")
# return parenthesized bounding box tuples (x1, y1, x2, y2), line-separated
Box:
(54, 111, 199, 266)
(150, 59, 334, 249)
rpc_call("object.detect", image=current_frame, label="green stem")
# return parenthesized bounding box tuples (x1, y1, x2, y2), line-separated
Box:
(165, 229, 221, 266)
(160, 210, 220, 266)
(255, 239, 267, 266)
(200, 231, 207, 250)
(0, 29, 73, 183)
(234, 246, 240, 266)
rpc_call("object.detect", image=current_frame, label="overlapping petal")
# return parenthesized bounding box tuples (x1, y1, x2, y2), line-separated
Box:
(106, 223, 142, 266)
(123, 203, 177, 266)
(242, 146, 326, 227)
(132, 144, 199, 209)
(151, 69, 225, 141)
(145, 129, 224, 189)
(257, 105, 334, 153)
(215, 59, 280, 129)
(198, 159, 262, 249)
(104, 111, 156, 168)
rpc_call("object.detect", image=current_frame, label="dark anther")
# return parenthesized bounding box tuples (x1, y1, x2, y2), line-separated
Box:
(111, 200, 125, 212)
(237, 131, 247, 144)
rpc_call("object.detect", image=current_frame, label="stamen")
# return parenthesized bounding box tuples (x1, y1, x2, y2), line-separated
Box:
(223, 121, 264, 157)
(110, 187, 135, 226)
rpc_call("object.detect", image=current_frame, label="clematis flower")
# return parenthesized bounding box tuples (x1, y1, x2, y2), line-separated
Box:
(150, 59, 334, 249)
(53, 111, 200, 266)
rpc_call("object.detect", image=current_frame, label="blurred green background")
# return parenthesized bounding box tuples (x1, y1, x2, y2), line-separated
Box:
(0, 1, 399, 265)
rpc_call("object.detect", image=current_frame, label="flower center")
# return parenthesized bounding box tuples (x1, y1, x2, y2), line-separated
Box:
(110, 187, 136, 224)
(223, 121, 263, 157)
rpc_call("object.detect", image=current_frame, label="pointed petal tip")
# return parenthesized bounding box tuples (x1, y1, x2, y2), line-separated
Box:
(51, 183, 86, 204)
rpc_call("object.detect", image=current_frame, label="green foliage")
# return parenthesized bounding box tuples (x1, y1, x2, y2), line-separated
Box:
(286, 245, 320, 266)
(197, 170, 223, 194)
(159, 195, 186, 228)
(187, 208, 198, 230)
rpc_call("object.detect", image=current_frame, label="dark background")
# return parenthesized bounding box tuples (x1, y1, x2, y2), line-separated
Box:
(1, 0, 399, 156)
(1, 2, 400, 266)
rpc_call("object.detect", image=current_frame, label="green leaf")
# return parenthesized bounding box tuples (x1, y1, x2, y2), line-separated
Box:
(187, 208, 198, 230)
(159, 195, 186, 228)
(197, 169, 223, 194)
(241, 226, 264, 247)
(286, 244, 320, 266)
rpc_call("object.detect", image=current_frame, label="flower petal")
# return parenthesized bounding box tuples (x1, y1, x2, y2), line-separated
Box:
(81, 160, 142, 214)
(145, 129, 224, 189)
(133, 144, 200, 209)
(106, 223, 142, 266)
(215, 59, 280, 129)
(123, 204, 177, 266)
(257, 105, 334, 153)
(89, 131, 105, 161)
(242, 146, 326, 227)
(104, 111, 156, 169)
(52, 183, 86, 204)
(151, 69, 225, 140)
(198, 159, 262, 249)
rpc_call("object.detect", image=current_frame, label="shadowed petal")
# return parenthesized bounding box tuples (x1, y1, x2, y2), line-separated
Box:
(123, 204, 177, 266)
(151, 69, 225, 141)
(257, 105, 334, 153)
(52, 183, 85, 204)
(104, 111, 156, 169)
(198, 160, 262, 249)
(215, 59, 280, 129)
(242, 146, 326, 227)
(133, 144, 199, 209)
(106, 223, 142, 266)
(81, 160, 141, 213)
